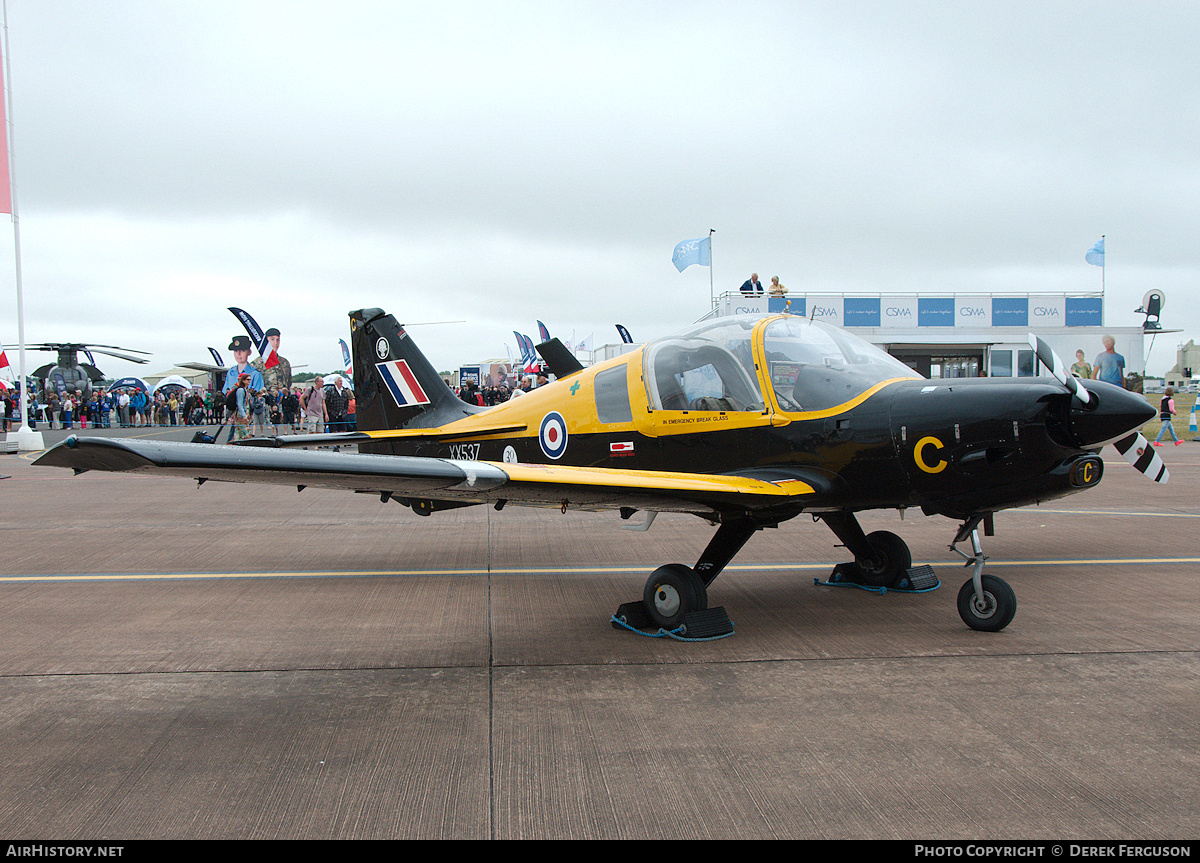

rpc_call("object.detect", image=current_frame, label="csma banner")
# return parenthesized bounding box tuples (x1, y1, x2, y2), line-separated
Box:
(722, 292, 1102, 328)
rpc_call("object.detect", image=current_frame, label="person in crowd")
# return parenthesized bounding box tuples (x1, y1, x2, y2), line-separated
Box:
(249, 388, 268, 436)
(769, 276, 787, 298)
(325, 376, 351, 431)
(740, 273, 764, 295)
(302, 376, 327, 434)
(98, 389, 112, 428)
(279, 386, 299, 434)
(130, 388, 147, 426)
(225, 373, 252, 444)
(1153, 386, 1182, 446)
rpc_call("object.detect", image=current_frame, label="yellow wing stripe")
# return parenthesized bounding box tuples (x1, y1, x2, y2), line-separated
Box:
(358, 422, 528, 441)
(491, 462, 815, 497)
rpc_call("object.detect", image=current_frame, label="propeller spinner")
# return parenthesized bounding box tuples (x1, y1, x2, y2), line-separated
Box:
(1028, 334, 1167, 484)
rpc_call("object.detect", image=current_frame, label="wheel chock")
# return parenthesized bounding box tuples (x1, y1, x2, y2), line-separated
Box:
(679, 606, 734, 639)
(817, 563, 940, 594)
(611, 602, 735, 640)
(612, 601, 654, 631)
(899, 564, 938, 591)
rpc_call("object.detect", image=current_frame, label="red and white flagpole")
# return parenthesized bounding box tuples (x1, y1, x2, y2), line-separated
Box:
(2, 0, 42, 448)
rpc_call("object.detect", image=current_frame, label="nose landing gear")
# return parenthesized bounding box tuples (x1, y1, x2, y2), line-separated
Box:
(950, 515, 1017, 632)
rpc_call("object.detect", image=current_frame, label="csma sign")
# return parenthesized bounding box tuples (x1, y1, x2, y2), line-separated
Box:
(881, 297, 917, 328)
(1031, 297, 1065, 321)
(806, 296, 842, 324)
(956, 298, 991, 327)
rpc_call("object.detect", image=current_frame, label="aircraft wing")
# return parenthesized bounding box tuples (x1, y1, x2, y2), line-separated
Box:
(33, 436, 822, 516)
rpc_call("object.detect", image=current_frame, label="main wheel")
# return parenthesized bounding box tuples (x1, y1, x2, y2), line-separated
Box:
(957, 574, 1017, 632)
(856, 530, 912, 588)
(643, 564, 708, 631)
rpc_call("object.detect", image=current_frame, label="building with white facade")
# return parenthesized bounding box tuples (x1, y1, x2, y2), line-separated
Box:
(709, 291, 1151, 383)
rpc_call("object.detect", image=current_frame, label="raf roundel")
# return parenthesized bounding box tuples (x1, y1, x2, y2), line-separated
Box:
(538, 411, 569, 460)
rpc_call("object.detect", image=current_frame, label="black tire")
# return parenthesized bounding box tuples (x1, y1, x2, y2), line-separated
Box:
(643, 564, 708, 631)
(857, 530, 913, 588)
(957, 574, 1017, 632)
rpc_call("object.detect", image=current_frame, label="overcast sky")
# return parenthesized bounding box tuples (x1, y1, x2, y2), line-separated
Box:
(1, 0, 1197, 379)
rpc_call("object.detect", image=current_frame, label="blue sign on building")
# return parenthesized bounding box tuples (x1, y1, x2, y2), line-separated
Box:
(1065, 297, 1103, 326)
(918, 297, 955, 327)
(992, 297, 1029, 327)
(771, 294, 1100, 329)
(843, 297, 880, 327)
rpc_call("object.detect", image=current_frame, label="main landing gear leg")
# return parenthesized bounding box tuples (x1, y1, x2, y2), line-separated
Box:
(949, 515, 1017, 632)
(628, 518, 758, 635)
(820, 512, 912, 588)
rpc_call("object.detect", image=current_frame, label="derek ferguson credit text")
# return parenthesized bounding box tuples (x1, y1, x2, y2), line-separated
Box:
(914, 847, 1191, 858)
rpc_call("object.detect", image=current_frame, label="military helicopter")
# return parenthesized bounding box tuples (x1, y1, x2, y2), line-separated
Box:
(34, 307, 1162, 636)
(17, 342, 150, 400)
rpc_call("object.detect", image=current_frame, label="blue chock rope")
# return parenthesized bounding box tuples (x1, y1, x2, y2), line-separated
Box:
(609, 615, 736, 641)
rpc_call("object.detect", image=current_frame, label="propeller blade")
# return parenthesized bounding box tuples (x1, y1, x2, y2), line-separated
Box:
(86, 347, 151, 364)
(1028, 334, 1091, 406)
(1113, 432, 1169, 483)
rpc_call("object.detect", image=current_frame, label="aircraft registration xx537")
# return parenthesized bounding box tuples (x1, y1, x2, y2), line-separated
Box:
(35, 308, 1163, 635)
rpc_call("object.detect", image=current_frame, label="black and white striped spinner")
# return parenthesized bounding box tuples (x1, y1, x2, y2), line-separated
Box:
(1114, 432, 1169, 484)
(1028, 334, 1091, 405)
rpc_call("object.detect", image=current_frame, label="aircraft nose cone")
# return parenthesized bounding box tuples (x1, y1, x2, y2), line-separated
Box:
(1071, 381, 1156, 447)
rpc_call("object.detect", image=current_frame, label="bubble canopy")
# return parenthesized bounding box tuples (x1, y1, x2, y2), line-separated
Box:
(642, 314, 921, 414)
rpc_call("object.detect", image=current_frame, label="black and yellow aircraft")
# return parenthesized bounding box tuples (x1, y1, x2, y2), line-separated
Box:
(34, 308, 1164, 635)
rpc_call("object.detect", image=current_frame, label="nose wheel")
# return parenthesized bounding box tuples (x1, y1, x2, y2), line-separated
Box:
(950, 519, 1017, 632)
(956, 574, 1017, 632)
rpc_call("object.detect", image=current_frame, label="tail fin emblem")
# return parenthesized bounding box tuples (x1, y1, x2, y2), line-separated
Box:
(376, 360, 431, 407)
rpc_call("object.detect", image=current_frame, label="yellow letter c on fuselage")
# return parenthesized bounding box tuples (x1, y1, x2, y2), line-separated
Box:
(914, 436, 948, 474)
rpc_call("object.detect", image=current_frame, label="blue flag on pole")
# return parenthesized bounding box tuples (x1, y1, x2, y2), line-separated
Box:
(1085, 238, 1105, 267)
(672, 236, 711, 272)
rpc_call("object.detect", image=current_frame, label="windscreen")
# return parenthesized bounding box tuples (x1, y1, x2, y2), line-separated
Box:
(762, 316, 921, 411)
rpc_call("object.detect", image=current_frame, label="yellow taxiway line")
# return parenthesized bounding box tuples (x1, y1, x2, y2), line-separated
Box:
(3, 557, 1199, 584)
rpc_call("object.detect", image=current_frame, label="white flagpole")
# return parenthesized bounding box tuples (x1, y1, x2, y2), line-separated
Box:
(1, 0, 39, 449)
(1100, 233, 1105, 296)
(708, 228, 715, 310)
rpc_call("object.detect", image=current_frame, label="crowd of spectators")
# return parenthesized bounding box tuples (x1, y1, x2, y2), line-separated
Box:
(2, 381, 356, 435)
(455, 372, 548, 406)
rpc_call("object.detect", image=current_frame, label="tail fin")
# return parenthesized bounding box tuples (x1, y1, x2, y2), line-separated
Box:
(350, 308, 486, 434)
(536, 338, 584, 379)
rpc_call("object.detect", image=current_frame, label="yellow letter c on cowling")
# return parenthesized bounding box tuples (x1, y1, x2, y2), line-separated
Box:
(914, 436, 947, 474)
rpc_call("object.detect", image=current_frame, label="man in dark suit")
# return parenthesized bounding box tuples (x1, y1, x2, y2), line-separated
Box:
(740, 273, 764, 295)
